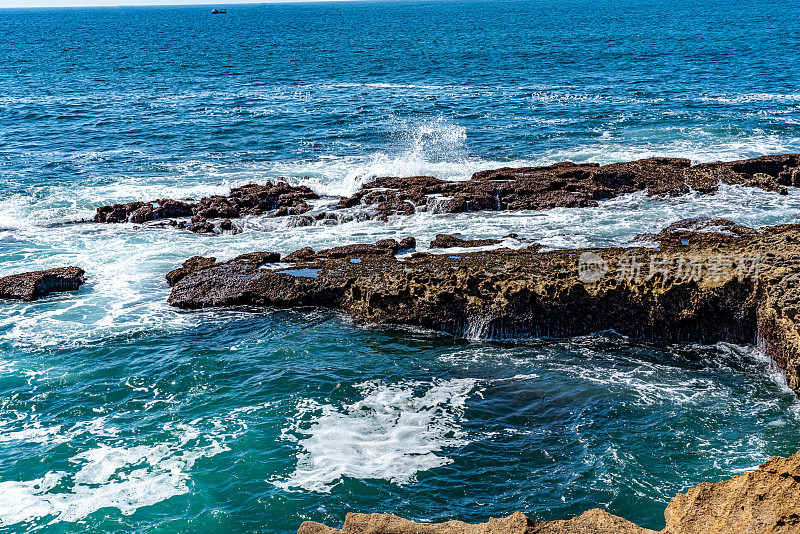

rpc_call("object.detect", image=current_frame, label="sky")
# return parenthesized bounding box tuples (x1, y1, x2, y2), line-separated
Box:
(0, 0, 351, 7)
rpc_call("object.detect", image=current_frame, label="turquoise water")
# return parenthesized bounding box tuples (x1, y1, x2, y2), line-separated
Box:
(3, 0, 800, 532)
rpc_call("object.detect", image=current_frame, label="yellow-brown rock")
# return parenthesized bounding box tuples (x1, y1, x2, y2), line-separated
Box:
(297, 450, 800, 534)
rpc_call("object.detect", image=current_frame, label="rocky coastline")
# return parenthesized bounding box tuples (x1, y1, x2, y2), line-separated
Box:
(89, 155, 800, 532)
(334, 154, 800, 220)
(93, 154, 800, 232)
(166, 218, 800, 395)
(298, 449, 800, 533)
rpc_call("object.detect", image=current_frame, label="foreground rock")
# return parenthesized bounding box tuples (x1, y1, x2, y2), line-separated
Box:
(168, 218, 800, 394)
(337, 155, 800, 219)
(0, 267, 85, 301)
(299, 510, 647, 534)
(94, 181, 319, 233)
(298, 450, 800, 534)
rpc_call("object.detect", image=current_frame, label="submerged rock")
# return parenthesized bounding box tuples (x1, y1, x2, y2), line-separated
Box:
(337, 155, 800, 219)
(168, 220, 800, 395)
(297, 449, 800, 534)
(0, 267, 85, 301)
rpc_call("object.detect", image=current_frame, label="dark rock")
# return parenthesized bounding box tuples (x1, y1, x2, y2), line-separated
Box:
(284, 247, 316, 263)
(195, 195, 240, 220)
(94, 181, 319, 230)
(319, 243, 397, 259)
(632, 218, 758, 246)
(399, 237, 416, 250)
(94, 199, 193, 224)
(288, 215, 315, 228)
(375, 239, 401, 254)
(215, 182, 318, 217)
(166, 252, 281, 287)
(0, 267, 85, 301)
(430, 234, 502, 249)
(166, 256, 217, 286)
(220, 219, 233, 231)
(158, 199, 194, 219)
(336, 155, 800, 220)
(189, 220, 216, 234)
(129, 204, 155, 224)
(94, 202, 147, 223)
(283, 240, 405, 263)
(230, 251, 281, 266)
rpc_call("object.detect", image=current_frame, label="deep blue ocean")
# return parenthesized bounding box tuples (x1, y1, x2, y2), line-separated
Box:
(3, 1, 800, 532)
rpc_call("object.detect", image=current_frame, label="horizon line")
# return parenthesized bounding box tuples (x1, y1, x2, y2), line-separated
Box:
(0, 0, 401, 9)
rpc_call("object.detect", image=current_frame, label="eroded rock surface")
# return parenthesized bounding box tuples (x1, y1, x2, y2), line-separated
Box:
(167, 218, 800, 395)
(0, 267, 85, 301)
(165, 252, 281, 287)
(94, 181, 319, 233)
(299, 510, 649, 534)
(297, 450, 800, 534)
(430, 234, 502, 249)
(337, 155, 800, 219)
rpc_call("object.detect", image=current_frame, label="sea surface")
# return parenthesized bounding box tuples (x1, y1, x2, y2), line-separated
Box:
(2, 1, 800, 532)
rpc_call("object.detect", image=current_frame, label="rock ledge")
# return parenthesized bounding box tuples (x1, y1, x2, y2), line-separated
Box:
(0, 267, 86, 301)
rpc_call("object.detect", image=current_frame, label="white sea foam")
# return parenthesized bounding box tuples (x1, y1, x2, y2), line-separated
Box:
(0, 423, 231, 527)
(276, 378, 477, 493)
(270, 116, 493, 196)
(4, 111, 800, 350)
(3, 181, 800, 350)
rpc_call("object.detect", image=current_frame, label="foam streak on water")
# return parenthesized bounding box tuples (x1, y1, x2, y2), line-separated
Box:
(0, 421, 235, 527)
(277, 379, 477, 493)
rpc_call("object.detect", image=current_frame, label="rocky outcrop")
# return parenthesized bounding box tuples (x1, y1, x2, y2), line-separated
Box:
(282, 238, 416, 262)
(0, 267, 85, 301)
(94, 181, 319, 233)
(430, 234, 503, 249)
(299, 510, 648, 534)
(337, 155, 800, 220)
(167, 218, 800, 395)
(94, 200, 194, 224)
(192, 182, 319, 220)
(165, 252, 281, 287)
(297, 449, 800, 534)
(94, 156, 800, 229)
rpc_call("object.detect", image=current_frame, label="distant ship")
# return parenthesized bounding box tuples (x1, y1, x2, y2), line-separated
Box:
(211, 8, 227, 14)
